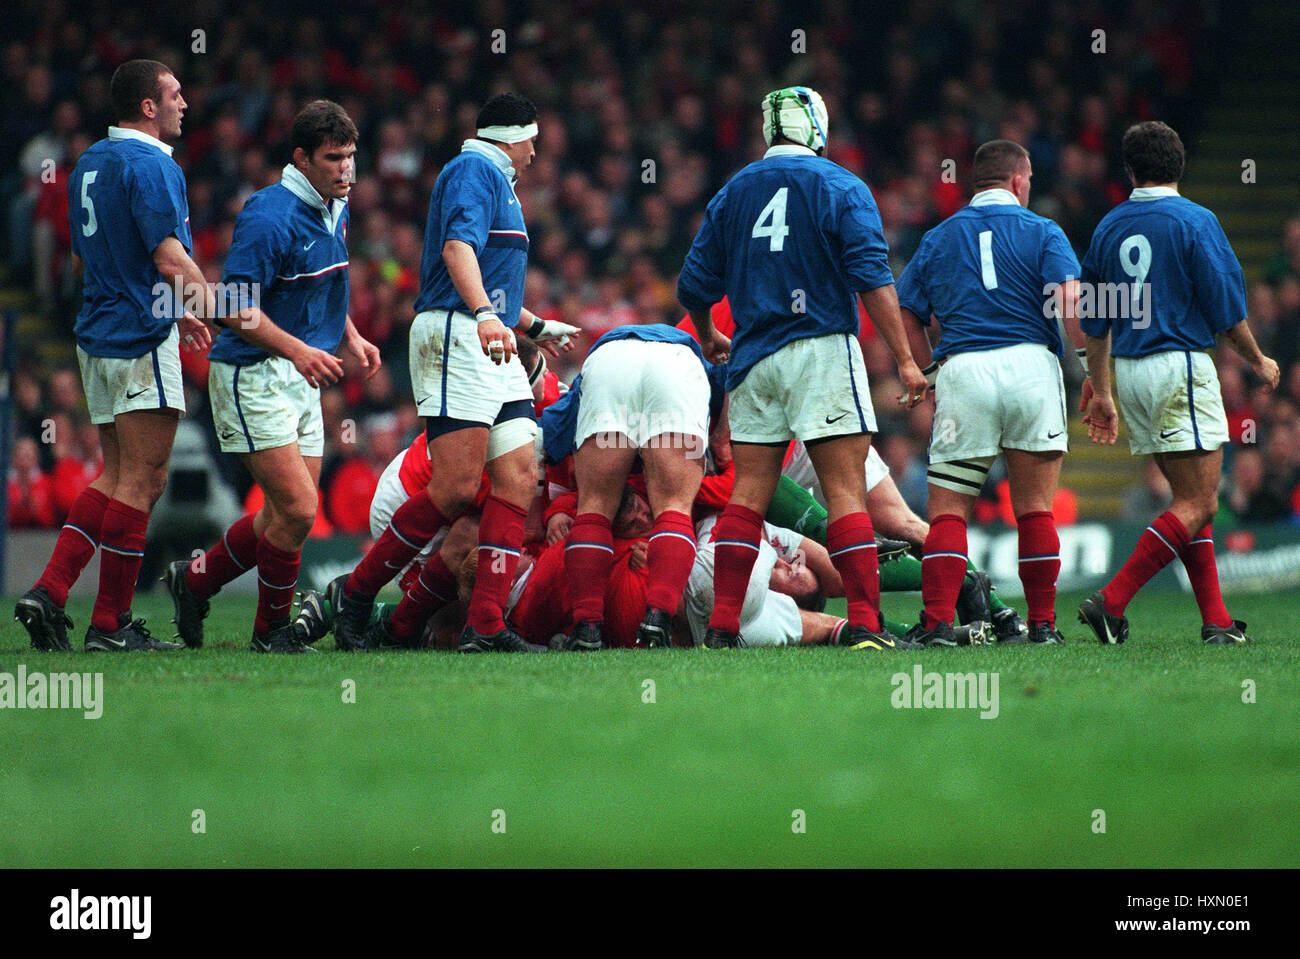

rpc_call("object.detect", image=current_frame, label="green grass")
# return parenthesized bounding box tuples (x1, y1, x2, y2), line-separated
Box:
(1, 587, 1297, 868)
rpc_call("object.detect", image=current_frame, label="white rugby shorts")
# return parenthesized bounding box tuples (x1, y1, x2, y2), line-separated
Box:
(77, 325, 185, 424)
(1115, 349, 1228, 455)
(575, 339, 710, 452)
(729, 333, 877, 444)
(929, 342, 1068, 465)
(209, 355, 325, 456)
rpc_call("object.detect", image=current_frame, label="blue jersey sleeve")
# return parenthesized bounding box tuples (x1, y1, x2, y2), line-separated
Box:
(1191, 214, 1247, 335)
(1040, 222, 1081, 286)
(129, 159, 187, 253)
(678, 192, 727, 313)
(221, 203, 286, 316)
(895, 237, 931, 322)
(438, 162, 493, 253)
(837, 181, 893, 292)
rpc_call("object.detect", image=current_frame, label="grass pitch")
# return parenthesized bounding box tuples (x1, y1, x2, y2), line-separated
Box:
(1, 586, 1296, 868)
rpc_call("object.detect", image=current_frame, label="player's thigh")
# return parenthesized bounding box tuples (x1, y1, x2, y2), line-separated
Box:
(641, 444, 705, 516)
(806, 431, 872, 515)
(427, 424, 490, 502)
(925, 483, 977, 524)
(1155, 448, 1222, 508)
(574, 438, 638, 517)
(1004, 448, 1062, 517)
(730, 441, 790, 513)
(240, 443, 317, 521)
(113, 407, 179, 477)
(485, 408, 539, 504)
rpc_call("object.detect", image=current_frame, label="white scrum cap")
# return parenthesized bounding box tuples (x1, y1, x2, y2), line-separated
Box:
(762, 86, 829, 151)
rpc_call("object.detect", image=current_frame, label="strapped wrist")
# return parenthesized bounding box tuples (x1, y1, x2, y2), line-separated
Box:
(474, 306, 498, 323)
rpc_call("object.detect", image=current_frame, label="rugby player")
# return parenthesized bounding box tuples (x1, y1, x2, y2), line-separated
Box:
(327, 92, 577, 653)
(540, 323, 726, 650)
(163, 101, 379, 654)
(896, 139, 1084, 646)
(15, 60, 212, 652)
(679, 86, 929, 651)
(1075, 121, 1280, 645)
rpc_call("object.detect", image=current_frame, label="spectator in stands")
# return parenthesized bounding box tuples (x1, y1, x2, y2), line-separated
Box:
(1225, 447, 1290, 523)
(8, 435, 56, 528)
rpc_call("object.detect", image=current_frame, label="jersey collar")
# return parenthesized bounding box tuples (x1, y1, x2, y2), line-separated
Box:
(462, 138, 517, 184)
(1130, 186, 1180, 201)
(281, 163, 346, 233)
(969, 188, 1018, 206)
(107, 125, 173, 156)
(764, 144, 816, 158)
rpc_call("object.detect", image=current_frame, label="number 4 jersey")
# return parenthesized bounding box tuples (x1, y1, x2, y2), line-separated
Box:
(895, 188, 1080, 362)
(69, 126, 192, 358)
(677, 144, 894, 390)
(1079, 186, 1246, 358)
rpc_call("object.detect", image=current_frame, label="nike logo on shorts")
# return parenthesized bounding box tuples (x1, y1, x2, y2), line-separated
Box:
(825, 412, 848, 424)
(1160, 428, 1184, 439)
(1047, 430, 1063, 439)
(126, 388, 149, 400)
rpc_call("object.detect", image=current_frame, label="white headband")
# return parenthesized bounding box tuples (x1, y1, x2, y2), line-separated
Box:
(476, 122, 538, 143)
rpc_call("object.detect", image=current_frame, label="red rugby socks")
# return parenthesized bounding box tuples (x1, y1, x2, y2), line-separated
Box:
(828, 512, 883, 632)
(36, 487, 110, 607)
(708, 504, 764, 635)
(921, 513, 967, 629)
(466, 495, 527, 635)
(565, 512, 614, 624)
(187, 513, 258, 599)
(1017, 510, 1060, 625)
(347, 491, 450, 597)
(90, 499, 148, 632)
(1103, 510, 1190, 616)
(645, 510, 697, 615)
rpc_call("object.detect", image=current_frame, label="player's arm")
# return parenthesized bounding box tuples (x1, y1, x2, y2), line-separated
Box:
(516, 305, 579, 358)
(1082, 330, 1118, 445)
(152, 236, 215, 351)
(798, 610, 847, 645)
(899, 306, 937, 387)
(793, 537, 843, 598)
(1220, 319, 1280, 391)
(442, 238, 516, 364)
(859, 284, 927, 406)
(679, 196, 731, 363)
(227, 305, 344, 389)
(342, 314, 381, 380)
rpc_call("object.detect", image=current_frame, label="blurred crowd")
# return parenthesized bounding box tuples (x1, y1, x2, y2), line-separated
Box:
(6, 0, 1296, 531)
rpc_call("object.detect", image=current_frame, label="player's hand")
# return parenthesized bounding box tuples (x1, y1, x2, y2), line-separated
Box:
(1084, 391, 1119, 445)
(701, 329, 730, 364)
(346, 333, 382, 380)
(627, 540, 649, 571)
(292, 344, 345, 389)
(897, 360, 929, 409)
(1253, 355, 1280, 392)
(525, 318, 581, 357)
(477, 316, 517, 365)
(545, 513, 573, 546)
(179, 312, 212, 353)
(1078, 377, 1093, 413)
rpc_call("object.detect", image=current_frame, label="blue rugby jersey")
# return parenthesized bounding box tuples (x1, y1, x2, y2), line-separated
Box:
(208, 164, 350, 365)
(70, 127, 192, 358)
(1080, 187, 1246, 357)
(895, 188, 1080, 361)
(678, 145, 894, 390)
(414, 139, 528, 326)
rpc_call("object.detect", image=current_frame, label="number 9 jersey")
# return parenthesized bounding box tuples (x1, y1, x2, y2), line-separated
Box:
(1079, 186, 1246, 358)
(677, 144, 894, 392)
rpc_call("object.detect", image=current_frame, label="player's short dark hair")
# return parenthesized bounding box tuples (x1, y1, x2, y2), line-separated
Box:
(292, 100, 358, 157)
(1122, 121, 1185, 186)
(110, 59, 173, 122)
(971, 140, 1030, 190)
(476, 93, 538, 135)
(794, 586, 826, 613)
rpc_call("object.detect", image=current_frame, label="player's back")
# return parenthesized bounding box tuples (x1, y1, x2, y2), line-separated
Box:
(899, 196, 1077, 360)
(70, 135, 190, 357)
(1082, 192, 1244, 357)
(682, 149, 891, 387)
